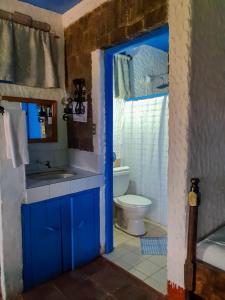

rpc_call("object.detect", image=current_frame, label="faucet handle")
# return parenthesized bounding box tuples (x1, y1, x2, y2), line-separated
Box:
(35, 160, 51, 169)
(45, 161, 51, 168)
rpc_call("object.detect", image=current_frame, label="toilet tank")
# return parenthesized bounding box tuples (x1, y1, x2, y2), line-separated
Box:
(113, 166, 130, 197)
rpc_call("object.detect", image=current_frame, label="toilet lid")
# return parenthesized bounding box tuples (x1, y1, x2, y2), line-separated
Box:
(117, 194, 152, 207)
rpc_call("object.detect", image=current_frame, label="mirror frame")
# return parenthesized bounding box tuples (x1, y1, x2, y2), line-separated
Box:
(2, 96, 58, 144)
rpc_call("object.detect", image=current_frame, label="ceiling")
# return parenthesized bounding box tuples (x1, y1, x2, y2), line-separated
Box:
(19, 0, 81, 14)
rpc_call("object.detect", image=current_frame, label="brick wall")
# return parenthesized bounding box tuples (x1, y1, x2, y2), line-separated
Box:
(65, 0, 168, 151)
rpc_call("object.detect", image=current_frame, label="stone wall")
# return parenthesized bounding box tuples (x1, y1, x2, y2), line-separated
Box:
(65, 0, 168, 151)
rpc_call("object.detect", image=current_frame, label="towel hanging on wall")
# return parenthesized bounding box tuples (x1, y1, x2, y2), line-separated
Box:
(3, 108, 29, 168)
(114, 54, 131, 99)
(0, 18, 59, 88)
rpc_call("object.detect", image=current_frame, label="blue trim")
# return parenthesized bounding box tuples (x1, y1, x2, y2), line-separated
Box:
(104, 52, 114, 254)
(126, 92, 168, 102)
(0, 80, 13, 84)
(104, 25, 169, 254)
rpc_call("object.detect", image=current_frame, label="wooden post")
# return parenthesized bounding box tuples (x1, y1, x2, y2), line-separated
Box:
(184, 178, 200, 300)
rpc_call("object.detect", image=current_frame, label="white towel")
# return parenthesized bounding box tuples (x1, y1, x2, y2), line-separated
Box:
(0, 116, 7, 161)
(3, 109, 29, 168)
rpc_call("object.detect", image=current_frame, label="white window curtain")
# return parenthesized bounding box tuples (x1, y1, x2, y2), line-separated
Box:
(120, 96, 169, 225)
(0, 18, 59, 88)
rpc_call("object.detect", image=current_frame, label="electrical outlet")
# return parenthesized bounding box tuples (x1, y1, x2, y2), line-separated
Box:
(92, 123, 96, 135)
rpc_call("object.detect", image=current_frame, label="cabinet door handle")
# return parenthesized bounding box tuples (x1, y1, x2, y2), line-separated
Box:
(45, 226, 59, 232)
(78, 220, 86, 229)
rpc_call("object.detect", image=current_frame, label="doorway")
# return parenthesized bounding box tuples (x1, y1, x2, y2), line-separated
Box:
(104, 25, 169, 295)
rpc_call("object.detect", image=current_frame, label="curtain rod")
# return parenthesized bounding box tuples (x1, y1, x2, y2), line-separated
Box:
(0, 10, 60, 39)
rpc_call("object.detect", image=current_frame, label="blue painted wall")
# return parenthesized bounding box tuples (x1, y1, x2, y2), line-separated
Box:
(19, 0, 81, 14)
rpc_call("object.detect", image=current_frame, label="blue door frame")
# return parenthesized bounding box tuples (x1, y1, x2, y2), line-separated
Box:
(104, 25, 169, 254)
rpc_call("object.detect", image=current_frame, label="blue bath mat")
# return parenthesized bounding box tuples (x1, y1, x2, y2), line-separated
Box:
(140, 236, 167, 256)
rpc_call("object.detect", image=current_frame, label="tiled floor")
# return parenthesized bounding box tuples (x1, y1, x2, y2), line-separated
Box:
(22, 257, 166, 300)
(104, 222, 167, 295)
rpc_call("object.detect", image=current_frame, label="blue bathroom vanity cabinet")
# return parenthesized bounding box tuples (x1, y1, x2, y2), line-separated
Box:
(22, 188, 100, 290)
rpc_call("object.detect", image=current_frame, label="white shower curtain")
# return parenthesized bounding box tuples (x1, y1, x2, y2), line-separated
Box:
(113, 98, 125, 160)
(121, 95, 169, 225)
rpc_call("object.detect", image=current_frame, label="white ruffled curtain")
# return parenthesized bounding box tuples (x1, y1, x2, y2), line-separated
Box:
(0, 18, 59, 88)
(114, 96, 169, 225)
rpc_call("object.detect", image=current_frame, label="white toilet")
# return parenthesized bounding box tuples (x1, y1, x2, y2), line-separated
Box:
(113, 166, 152, 236)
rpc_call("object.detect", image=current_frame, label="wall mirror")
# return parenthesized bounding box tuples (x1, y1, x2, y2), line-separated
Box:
(2, 96, 57, 143)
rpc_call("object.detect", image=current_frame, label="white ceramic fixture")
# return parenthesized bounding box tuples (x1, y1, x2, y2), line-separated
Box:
(113, 166, 152, 236)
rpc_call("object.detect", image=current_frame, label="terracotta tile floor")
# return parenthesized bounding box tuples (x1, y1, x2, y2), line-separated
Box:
(104, 222, 167, 295)
(21, 257, 166, 300)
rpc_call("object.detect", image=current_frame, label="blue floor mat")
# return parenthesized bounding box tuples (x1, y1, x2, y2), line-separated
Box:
(140, 236, 167, 255)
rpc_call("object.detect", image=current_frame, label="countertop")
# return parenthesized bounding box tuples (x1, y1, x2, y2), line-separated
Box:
(24, 167, 104, 204)
(26, 167, 100, 189)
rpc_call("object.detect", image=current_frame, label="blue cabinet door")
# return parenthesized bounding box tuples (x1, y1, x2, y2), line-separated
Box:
(22, 198, 63, 290)
(71, 188, 100, 268)
(22, 188, 100, 290)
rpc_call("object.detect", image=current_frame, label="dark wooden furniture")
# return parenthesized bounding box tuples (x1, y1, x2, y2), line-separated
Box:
(185, 178, 225, 300)
(2, 96, 57, 143)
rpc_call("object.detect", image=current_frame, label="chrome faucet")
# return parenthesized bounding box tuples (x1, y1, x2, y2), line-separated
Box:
(36, 160, 51, 168)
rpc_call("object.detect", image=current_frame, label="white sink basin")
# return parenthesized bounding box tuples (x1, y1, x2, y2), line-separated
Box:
(27, 170, 77, 182)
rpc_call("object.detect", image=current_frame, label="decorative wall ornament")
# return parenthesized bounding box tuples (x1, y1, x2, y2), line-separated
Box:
(62, 79, 87, 121)
(38, 106, 46, 123)
(38, 106, 52, 124)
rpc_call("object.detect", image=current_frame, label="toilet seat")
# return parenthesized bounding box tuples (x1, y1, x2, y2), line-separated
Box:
(117, 194, 152, 208)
